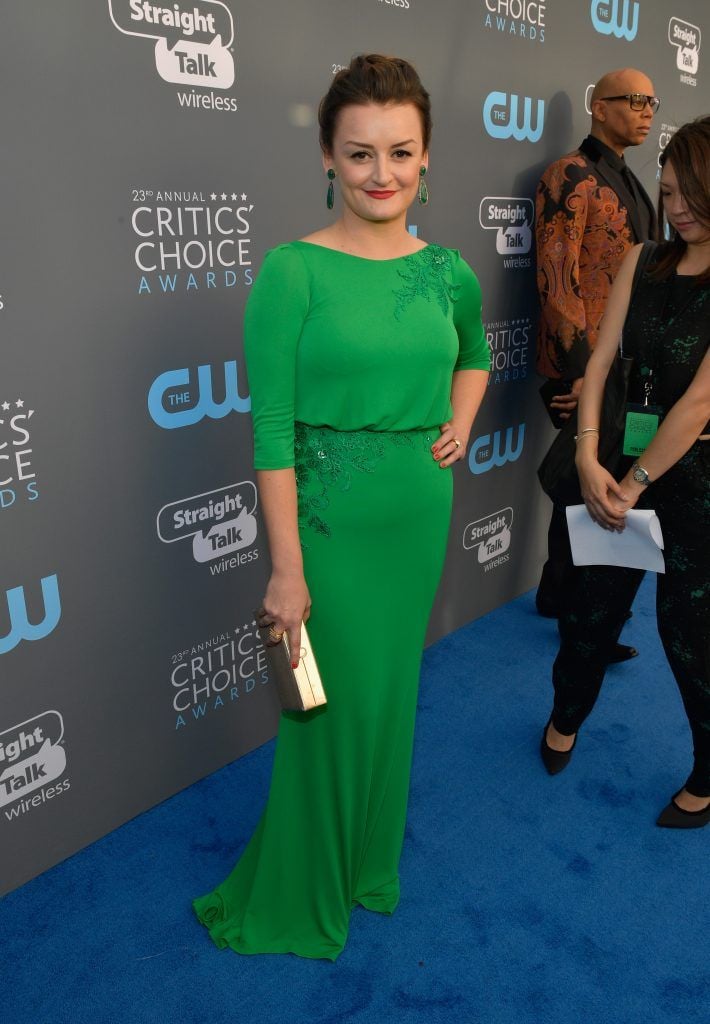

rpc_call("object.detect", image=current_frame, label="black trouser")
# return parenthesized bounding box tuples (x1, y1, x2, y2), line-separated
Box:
(551, 442, 710, 797)
(536, 502, 574, 614)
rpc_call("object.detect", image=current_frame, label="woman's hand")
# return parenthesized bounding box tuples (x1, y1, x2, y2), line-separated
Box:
(577, 454, 629, 531)
(258, 570, 311, 668)
(432, 421, 469, 468)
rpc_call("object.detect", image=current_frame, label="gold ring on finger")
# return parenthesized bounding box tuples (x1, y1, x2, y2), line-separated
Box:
(453, 438, 462, 449)
(267, 626, 284, 643)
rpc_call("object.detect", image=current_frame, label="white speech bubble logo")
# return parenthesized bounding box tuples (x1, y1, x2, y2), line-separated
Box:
(155, 35, 234, 89)
(193, 506, 258, 562)
(477, 527, 511, 563)
(157, 481, 258, 563)
(108, 0, 236, 90)
(668, 17, 701, 74)
(478, 198, 534, 255)
(463, 507, 514, 557)
(0, 736, 67, 808)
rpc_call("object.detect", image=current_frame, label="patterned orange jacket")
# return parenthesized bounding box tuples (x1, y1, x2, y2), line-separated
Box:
(535, 137, 656, 380)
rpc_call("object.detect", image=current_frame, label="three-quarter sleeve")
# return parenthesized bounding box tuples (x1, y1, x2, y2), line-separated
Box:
(244, 245, 310, 469)
(451, 252, 491, 372)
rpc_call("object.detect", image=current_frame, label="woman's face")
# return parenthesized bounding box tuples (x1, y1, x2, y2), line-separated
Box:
(325, 101, 427, 225)
(660, 159, 710, 245)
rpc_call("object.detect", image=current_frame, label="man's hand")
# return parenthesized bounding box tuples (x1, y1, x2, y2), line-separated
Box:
(550, 376, 584, 420)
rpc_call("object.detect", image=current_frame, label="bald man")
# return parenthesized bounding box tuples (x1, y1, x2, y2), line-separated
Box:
(535, 69, 659, 632)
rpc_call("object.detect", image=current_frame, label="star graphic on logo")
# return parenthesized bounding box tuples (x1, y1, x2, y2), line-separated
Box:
(1, 401, 9, 411)
(241, 193, 247, 201)
(15, 399, 24, 408)
(210, 193, 217, 201)
(230, 192, 238, 201)
(220, 192, 227, 201)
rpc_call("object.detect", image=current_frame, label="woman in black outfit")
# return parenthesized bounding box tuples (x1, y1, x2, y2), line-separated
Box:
(541, 117, 710, 828)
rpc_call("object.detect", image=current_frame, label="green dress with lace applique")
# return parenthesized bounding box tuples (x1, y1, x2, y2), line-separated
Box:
(193, 241, 490, 960)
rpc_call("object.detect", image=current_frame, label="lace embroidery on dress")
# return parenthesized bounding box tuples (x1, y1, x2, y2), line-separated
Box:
(294, 424, 432, 539)
(393, 245, 459, 321)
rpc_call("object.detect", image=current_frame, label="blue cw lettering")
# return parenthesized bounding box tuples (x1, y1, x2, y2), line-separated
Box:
(148, 361, 251, 429)
(590, 0, 639, 40)
(483, 92, 545, 143)
(469, 425, 525, 475)
(0, 574, 61, 655)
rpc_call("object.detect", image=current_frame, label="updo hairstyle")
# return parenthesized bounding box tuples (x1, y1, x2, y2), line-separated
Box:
(318, 54, 432, 155)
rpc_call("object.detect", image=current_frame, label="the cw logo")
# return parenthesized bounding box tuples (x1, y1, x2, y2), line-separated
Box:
(482, 92, 545, 143)
(0, 574, 61, 655)
(469, 425, 525, 475)
(591, 0, 639, 41)
(148, 361, 251, 429)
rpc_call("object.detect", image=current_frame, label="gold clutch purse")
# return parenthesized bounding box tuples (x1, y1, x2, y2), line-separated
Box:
(256, 620, 327, 712)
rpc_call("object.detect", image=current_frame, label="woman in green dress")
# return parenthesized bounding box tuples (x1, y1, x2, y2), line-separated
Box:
(194, 54, 490, 959)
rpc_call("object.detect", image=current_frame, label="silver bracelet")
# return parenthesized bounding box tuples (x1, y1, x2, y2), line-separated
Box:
(574, 428, 600, 443)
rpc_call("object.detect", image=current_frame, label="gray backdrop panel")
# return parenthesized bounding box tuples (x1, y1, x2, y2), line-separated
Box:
(1, 0, 707, 893)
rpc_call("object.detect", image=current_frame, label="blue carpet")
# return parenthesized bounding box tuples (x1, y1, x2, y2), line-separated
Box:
(2, 577, 708, 1024)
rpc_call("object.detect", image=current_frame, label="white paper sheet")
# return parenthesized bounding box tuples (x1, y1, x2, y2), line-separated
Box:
(566, 505, 665, 573)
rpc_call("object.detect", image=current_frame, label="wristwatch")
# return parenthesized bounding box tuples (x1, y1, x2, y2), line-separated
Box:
(631, 461, 652, 486)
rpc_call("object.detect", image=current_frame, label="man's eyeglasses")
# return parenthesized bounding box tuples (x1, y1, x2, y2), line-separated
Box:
(598, 93, 661, 113)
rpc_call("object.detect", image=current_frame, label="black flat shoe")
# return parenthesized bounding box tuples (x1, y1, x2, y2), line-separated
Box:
(540, 720, 577, 776)
(656, 793, 710, 829)
(608, 643, 639, 664)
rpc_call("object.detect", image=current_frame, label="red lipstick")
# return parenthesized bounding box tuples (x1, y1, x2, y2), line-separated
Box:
(365, 190, 396, 199)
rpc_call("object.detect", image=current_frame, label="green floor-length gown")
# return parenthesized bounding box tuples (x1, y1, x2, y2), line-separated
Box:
(193, 241, 489, 959)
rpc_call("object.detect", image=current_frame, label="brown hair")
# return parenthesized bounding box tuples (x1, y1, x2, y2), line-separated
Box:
(652, 116, 710, 283)
(318, 54, 432, 155)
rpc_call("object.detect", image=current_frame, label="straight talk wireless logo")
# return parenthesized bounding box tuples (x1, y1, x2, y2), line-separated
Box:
(108, 1, 238, 111)
(0, 711, 70, 820)
(463, 507, 514, 571)
(156, 481, 259, 571)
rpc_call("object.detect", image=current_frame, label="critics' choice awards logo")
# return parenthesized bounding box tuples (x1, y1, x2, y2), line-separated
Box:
(170, 622, 269, 730)
(132, 189, 254, 294)
(657, 123, 678, 179)
(486, 318, 530, 384)
(1, 711, 70, 820)
(468, 424, 525, 475)
(1, 398, 38, 511)
(483, 92, 544, 142)
(108, 1, 238, 109)
(157, 481, 259, 572)
(148, 360, 250, 428)
(668, 18, 701, 87)
(0, 575, 61, 656)
(483, 0, 545, 43)
(463, 507, 513, 572)
(590, 0, 638, 40)
(479, 198, 533, 268)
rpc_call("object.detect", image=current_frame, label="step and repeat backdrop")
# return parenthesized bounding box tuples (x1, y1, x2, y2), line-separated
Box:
(1, 1, 707, 893)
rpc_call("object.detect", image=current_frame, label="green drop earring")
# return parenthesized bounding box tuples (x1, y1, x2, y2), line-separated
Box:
(326, 169, 336, 210)
(418, 166, 429, 206)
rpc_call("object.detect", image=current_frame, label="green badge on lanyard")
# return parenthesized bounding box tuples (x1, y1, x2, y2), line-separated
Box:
(623, 403, 660, 456)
